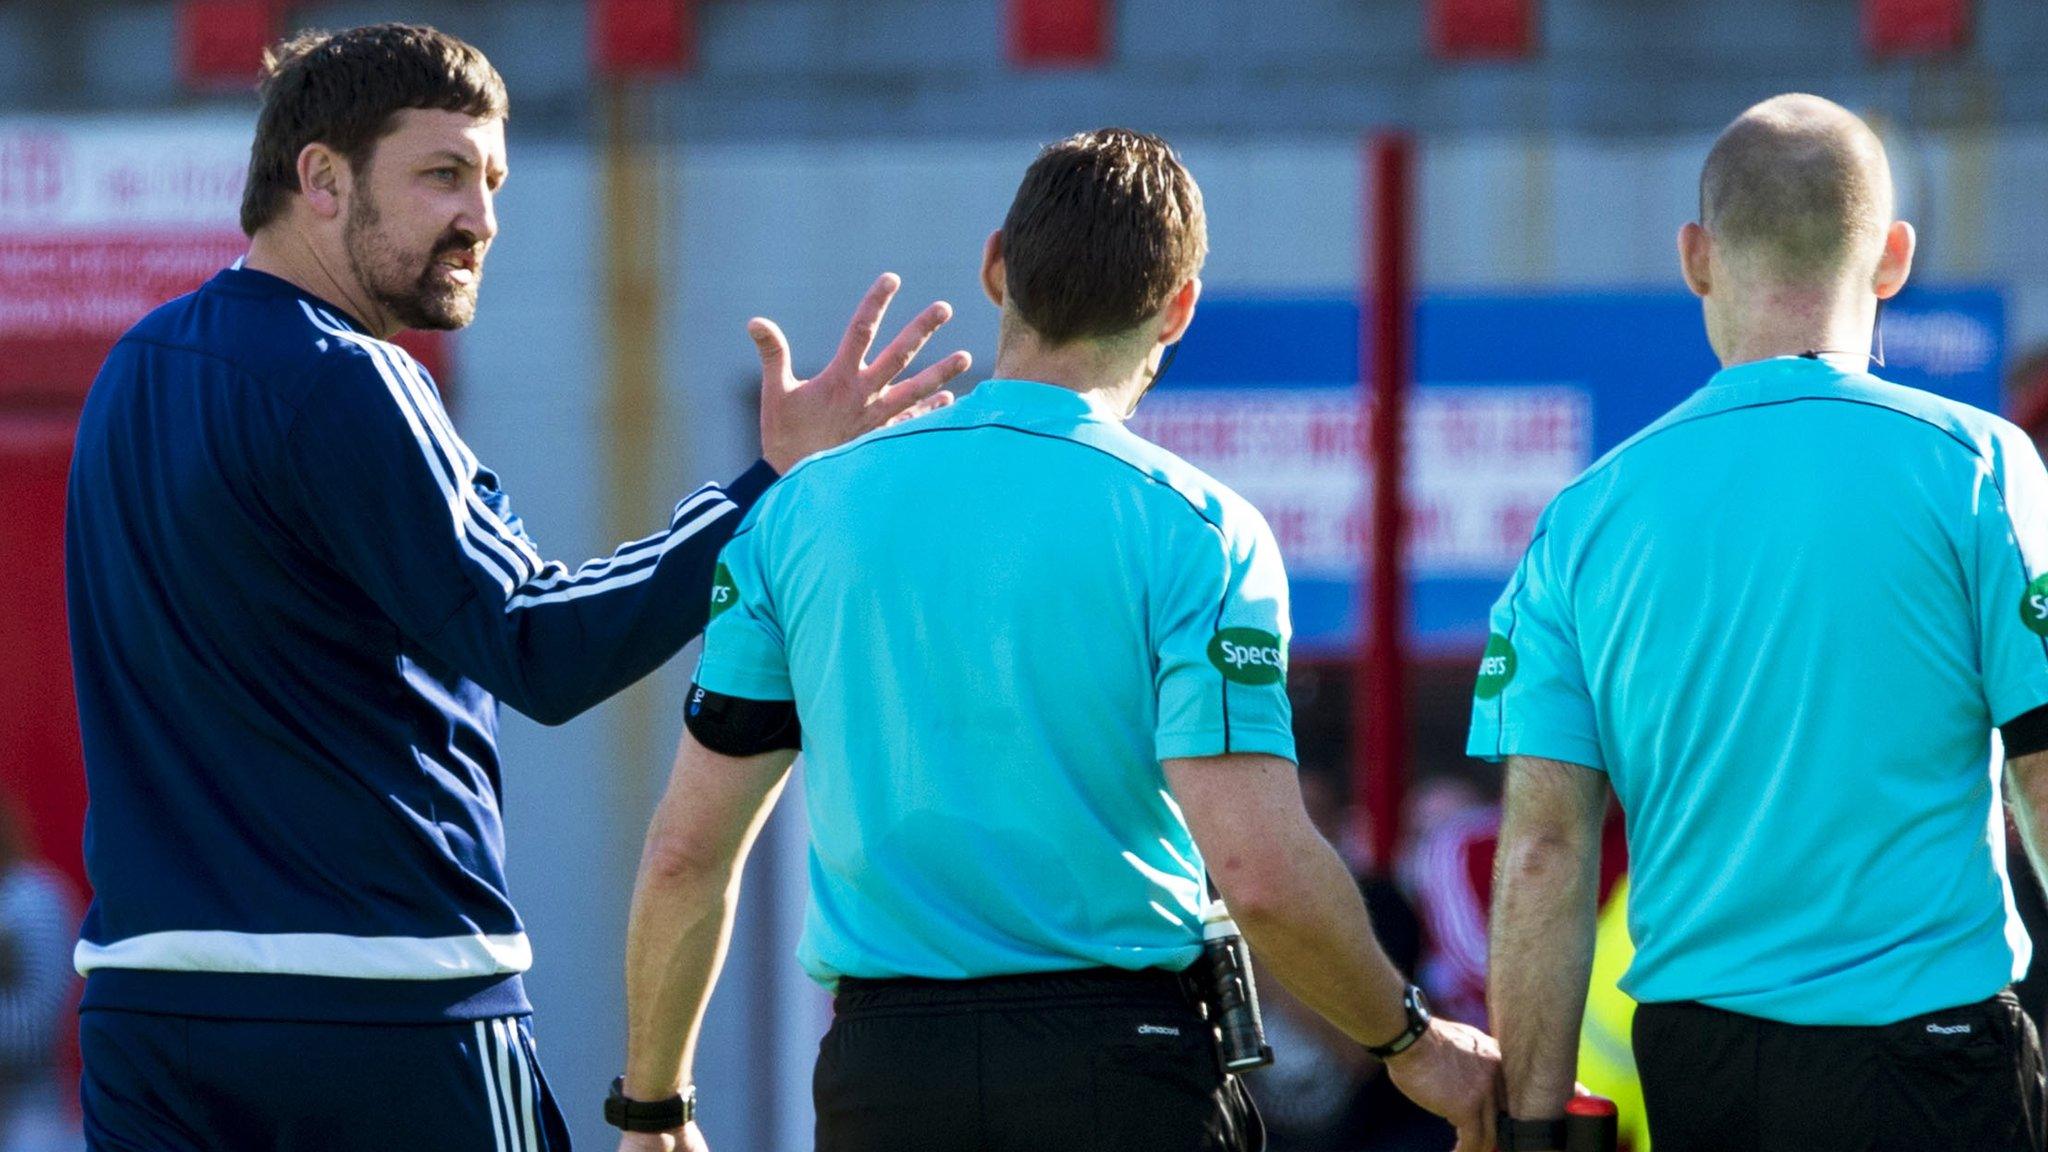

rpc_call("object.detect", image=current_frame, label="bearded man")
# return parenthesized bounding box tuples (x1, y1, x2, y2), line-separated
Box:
(63, 23, 966, 1150)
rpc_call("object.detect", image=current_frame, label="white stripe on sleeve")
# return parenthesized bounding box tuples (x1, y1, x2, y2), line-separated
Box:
(298, 303, 526, 595)
(354, 316, 550, 580)
(503, 495, 737, 610)
(510, 488, 730, 596)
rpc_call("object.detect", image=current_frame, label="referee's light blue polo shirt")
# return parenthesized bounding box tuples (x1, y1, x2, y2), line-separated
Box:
(696, 378, 1297, 987)
(1470, 356, 2048, 1026)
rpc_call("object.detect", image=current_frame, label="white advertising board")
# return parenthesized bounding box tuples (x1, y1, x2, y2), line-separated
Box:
(1129, 386, 1593, 578)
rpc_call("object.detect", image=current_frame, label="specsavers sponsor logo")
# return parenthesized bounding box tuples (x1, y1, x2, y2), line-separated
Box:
(2023, 574, 2048, 637)
(709, 563, 739, 620)
(1473, 633, 1517, 699)
(1208, 628, 1285, 686)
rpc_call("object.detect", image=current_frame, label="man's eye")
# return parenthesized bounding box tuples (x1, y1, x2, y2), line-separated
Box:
(428, 168, 459, 184)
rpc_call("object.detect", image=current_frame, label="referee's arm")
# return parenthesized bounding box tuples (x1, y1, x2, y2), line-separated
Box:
(1469, 512, 1607, 1126)
(1169, 753, 1501, 1152)
(1978, 421, 2048, 924)
(1489, 755, 1606, 1121)
(620, 727, 793, 1147)
(2009, 747, 2048, 890)
(617, 505, 801, 1147)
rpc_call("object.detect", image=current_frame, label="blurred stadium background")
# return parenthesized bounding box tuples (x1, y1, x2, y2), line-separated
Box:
(3, 1, 2048, 1149)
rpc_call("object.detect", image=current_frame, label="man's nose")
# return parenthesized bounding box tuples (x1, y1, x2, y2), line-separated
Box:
(462, 185, 498, 246)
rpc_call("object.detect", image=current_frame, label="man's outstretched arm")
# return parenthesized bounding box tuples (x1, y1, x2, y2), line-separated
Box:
(1489, 754, 1609, 1121)
(617, 728, 795, 1152)
(1166, 752, 1501, 1152)
(285, 274, 966, 725)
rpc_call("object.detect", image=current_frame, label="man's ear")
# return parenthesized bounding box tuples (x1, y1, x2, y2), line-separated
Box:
(1159, 278, 1201, 345)
(297, 142, 347, 221)
(1678, 222, 1712, 299)
(1874, 220, 1916, 301)
(980, 230, 1005, 308)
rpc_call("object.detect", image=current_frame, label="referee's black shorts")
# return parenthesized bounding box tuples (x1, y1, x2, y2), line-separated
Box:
(1634, 989, 2046, 1152)
(815, 967, 1264, 1152)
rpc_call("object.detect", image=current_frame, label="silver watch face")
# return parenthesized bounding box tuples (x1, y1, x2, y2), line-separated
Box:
(1409, 985, 1431, 1020)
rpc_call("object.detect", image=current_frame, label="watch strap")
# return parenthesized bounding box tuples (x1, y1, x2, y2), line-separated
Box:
(604, 1076, 694, 1133)
(1364, 984, 1431, 1059)
(1499, 1116, 1567, 1151)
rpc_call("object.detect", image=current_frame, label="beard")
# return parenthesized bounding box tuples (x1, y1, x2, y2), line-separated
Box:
(343, 189, 483, 332)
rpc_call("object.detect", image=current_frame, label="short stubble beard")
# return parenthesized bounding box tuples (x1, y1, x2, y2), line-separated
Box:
(343, 183, 482, 332)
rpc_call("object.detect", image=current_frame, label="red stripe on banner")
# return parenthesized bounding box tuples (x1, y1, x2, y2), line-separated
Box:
(0, 230, 244, 405)
(1429, 0, 1535, 60)
(1864, 0, 1971, 56)
(0, 339, 115, 407)
(177, 0, 279, 91)
(0, 413, 88, 898)
(591, 0, 696, 77)
(1007, 0, 1112, 67)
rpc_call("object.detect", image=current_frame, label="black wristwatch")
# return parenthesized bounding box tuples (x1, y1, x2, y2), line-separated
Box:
(1364, 984, 1432, 1059)
(604, 1076, 695, 1133)
(1499, 1116, 1567, 1151)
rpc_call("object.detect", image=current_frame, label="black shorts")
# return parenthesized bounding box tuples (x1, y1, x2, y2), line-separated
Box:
(1633, 990, 2046, 1152)
(814, 967, 1265, 1152)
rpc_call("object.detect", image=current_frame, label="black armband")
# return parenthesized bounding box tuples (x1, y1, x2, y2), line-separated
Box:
(685, 683, 802, 757)
(2005, 703, 2048, 760)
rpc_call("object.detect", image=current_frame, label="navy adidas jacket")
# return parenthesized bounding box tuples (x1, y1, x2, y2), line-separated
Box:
(65, 265, 774, 1022)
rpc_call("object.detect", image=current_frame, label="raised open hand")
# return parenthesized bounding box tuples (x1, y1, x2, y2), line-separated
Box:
(754, 273, 972, 473)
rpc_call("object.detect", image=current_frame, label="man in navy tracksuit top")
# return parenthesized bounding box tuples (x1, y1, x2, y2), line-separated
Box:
(65, 24, 966, 1151)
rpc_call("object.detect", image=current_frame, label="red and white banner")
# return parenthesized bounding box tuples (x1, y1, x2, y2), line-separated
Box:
(0, 117, 249, 398)
(1130, 386, 1591, 578)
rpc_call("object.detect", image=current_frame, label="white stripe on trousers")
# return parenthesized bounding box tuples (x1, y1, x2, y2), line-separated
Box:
(475, 1017, 545, 1151)
(504, 1018, 543, 1152)
(475, 1020, 510, 1152)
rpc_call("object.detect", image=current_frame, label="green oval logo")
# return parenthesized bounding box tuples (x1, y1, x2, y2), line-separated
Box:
(709, 563, 739, 621)
(1473, 633, 1518, 699)
(2023, 575, 2048, 637)
(1208, 628, 1285, 686)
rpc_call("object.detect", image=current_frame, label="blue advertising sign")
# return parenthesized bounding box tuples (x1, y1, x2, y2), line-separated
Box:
(1131, 287, 2006, 656)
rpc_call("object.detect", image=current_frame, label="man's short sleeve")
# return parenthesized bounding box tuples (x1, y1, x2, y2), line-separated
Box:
(1975, 428, 2048, 727)
(1466, 516, 1603, 769)
(1153, 505, 1297, 763)
(693, 516, 794, 703)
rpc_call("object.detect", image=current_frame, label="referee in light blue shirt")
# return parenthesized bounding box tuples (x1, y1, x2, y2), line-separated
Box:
(1479, 94, 2048, 1152)
(609, 129, 1503, 1152)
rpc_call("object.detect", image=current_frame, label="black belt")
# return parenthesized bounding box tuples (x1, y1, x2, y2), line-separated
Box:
(834, 966, 1193, 1014)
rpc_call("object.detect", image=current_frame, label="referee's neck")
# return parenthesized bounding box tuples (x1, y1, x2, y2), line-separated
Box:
(1710, 286, 1878, 372)
(991, 343, 1150, 420)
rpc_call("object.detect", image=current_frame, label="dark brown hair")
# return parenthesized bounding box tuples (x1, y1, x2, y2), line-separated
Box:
(999, 128, 1207, 345)
(239, 23, 507, 236)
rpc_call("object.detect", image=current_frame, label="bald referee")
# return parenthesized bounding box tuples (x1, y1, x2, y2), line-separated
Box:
(610, 129, 1501, 1152)
(1479, 94, 2048, 1152)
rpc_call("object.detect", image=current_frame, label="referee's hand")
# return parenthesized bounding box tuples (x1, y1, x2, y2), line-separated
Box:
(754, 272, 972, 473)
(615, 1121, 707, 1152)
(1384, 1017, 1502, 1152)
